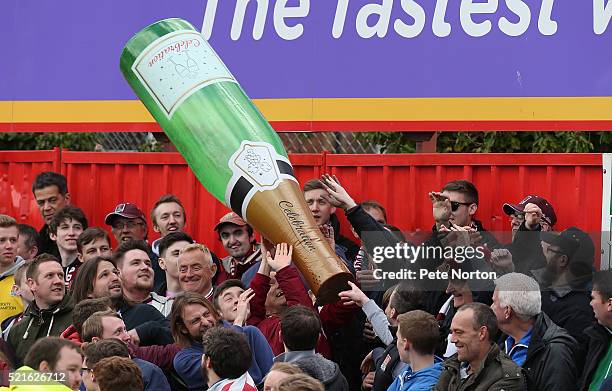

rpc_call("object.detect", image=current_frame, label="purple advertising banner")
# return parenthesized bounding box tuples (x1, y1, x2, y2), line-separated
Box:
(1, 0, 612, 131)
(2, 0, 611, 100)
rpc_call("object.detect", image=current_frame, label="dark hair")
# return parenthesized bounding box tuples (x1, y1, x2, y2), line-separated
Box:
(390, 281, 427, 315)
(151, 194, 186, 226)
(49, 205, 88, 234)
(26, 253, 60, 281)
(593, 269, 612, 301)
(94, 356, 143, 391)
(69, 256, 116, 304)
(32, 172, 68, 195)
(280, 305, 321, 351)
(77, 227, 110, 254)
(112, 240, 151, 267)
(361, 200, 387, 222)
(202, 326, 252, 380)
(83, 339, 129, 367)
(158, 231, 194, 258)
(302, 179, 325, 193)
(397, 310, 440, 355)
(73, 297, 113, 336)
(457, 302, 498, 341)
(17, 224, 39, 253)
(442, 180, 479, 205)
(170, 292, 220, 348)
(24, 337, 82, 371)
(213, 279, 246, 309)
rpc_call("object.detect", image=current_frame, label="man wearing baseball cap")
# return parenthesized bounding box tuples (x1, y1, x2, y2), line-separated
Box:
(502, 195, 557, 274)
(105, 202, 165, 290)
(534, 227, 595, 368)
(214, 212, 262, 287)
(503, 195, 557, 238)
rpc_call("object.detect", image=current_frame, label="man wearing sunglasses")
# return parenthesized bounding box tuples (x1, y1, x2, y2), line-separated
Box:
(428, 180, 499, 250)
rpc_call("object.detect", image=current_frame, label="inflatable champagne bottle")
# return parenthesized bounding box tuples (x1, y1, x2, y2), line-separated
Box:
(120, 18, 352, 304)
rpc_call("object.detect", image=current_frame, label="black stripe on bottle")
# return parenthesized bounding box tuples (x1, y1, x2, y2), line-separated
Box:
(230, 177, 253, 218)
(277, 160, 295, 177)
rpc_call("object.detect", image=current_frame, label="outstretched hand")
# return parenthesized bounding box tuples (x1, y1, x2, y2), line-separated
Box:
(338, 281, 369, 307)
(258, 239, 273, 276)
(267, 243, 293, 271)
(429, 192, 451, 224)
(320, 174, 357, 211)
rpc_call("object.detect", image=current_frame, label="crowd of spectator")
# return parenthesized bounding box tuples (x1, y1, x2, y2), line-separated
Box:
(0, 171, 609, 391)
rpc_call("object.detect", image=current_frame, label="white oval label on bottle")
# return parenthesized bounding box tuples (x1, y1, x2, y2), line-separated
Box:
(132, 30, 236, 118)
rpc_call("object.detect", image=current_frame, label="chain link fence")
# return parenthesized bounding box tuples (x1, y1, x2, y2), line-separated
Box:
(97, 131, 381, 153)
(98, 132, 157, 152)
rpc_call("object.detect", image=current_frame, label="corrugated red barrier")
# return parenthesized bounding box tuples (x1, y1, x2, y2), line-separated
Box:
(0, 150, 603, 259)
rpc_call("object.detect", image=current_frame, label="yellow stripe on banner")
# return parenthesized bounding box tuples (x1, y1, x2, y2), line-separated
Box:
(0, 101, 13, 123)
(1, 97, 612, 123)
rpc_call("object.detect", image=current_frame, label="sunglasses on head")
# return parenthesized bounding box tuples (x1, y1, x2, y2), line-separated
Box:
(450, 201, 473, 212)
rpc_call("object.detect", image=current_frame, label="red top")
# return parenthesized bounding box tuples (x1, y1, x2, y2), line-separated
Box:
(248, 265, 357, 358)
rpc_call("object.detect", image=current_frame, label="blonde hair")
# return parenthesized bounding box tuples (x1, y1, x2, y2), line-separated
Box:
(269, 362, 303, 376)
(277, 374, 324, 391)
(0, 215, 17, 229)
(179, 243, 213, 265)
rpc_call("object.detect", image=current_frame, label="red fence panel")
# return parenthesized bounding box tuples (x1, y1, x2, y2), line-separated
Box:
(326, 154, 602, 236)
(0, 151, 603, 259)
(0, 148, 61, 226)
(59, 151, 328, 254)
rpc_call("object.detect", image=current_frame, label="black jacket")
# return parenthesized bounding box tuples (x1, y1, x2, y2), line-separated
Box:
(372, 327, 400, 391)
(345, 205, 403, 256)
(345, 205, 408, 288)
(505, 222, 546, 274)
(516, 312, 578, 391)
(330, 213, 360, 264)
(119, 301, 173, 345)
(37, 224, 60, 259)
(533, 271, 594, 373)
(579, 323, 612, 391)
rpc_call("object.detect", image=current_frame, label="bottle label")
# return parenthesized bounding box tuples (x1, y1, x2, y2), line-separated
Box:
(131, 30, 236, 118)
(225, 141, 297, 219)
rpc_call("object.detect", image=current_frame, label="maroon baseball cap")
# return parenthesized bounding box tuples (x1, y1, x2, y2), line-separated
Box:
(214, 212, 248, 231)
(104, 203, 146, 225)
(503, 195, 557, 226)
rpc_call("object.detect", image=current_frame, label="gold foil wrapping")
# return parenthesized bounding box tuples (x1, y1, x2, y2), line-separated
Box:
(246, 181, 353, 304)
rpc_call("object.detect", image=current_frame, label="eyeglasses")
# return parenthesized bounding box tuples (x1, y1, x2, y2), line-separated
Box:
(112, 220, 144, 230)
(450, 201, 473, 212)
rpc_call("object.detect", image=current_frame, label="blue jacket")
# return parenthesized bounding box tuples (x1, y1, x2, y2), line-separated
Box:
(173, 322, 274, 390)
(386, 359, 443, 391)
